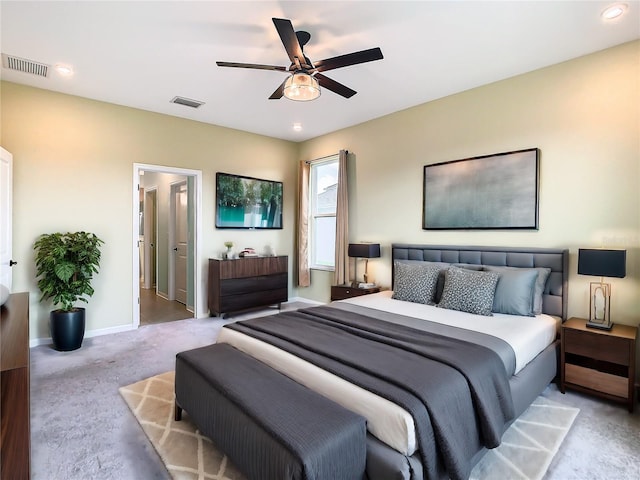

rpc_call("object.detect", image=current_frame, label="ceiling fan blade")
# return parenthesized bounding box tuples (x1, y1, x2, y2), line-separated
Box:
(272, 18, 306, 66)
(313, 47, 383, 73)
(314, 73, 357, 99)
(216, 61, 288, 72)
(269, 78, 288, 100)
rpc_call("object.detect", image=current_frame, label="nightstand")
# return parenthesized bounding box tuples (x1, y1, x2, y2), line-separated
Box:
(561, 317, 637, 412)
(331, 284, 381, 301)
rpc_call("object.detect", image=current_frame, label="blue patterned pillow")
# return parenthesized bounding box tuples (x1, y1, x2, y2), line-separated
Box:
(392, 261, 443, 305)
(438, 267, 500, 316)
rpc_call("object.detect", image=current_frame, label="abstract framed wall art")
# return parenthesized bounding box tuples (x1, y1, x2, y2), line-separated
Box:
(423, 148, 539, 230)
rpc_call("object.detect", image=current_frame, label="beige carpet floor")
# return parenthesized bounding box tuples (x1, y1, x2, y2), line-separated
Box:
(120, 371, 579, 480)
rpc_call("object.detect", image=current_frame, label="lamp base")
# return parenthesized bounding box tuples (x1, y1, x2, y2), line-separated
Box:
(585, 321, 613, 331)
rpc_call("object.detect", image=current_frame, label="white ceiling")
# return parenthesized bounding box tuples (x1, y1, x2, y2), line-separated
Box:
(1, 1, 638, 142)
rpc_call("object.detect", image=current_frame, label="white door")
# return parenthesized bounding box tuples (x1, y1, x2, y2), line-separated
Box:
(173, 182, 188, 305)
(0, 147, 13, 301)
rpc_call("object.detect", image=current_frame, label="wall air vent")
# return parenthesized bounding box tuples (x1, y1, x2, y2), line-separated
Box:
(2, 53, 50, 78)
(170, 96, 205, 109)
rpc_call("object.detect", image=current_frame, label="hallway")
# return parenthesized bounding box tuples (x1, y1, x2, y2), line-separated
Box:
(139, 287, 192, 325)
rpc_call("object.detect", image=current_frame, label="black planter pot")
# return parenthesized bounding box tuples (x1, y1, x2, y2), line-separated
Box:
(50, 308, 85, 351)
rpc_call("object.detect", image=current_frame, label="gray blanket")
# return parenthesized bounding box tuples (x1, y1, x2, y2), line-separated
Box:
(226, 305, 515, 480)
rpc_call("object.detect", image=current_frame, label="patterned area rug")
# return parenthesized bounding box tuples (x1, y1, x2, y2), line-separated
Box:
(120, 371, 578, 480)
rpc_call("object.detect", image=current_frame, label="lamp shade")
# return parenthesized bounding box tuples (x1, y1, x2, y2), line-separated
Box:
(348, 243, 381, 259)
(578, 249, 626, 278)
(283, 72, 320, 101)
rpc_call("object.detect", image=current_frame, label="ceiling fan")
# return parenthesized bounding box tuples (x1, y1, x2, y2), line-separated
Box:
(216, 18, 383, 101)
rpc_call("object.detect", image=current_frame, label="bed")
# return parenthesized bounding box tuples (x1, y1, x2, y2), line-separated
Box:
(215, 244, 569, 480)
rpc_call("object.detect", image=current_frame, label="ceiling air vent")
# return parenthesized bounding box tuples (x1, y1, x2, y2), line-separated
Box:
(2, 53, 50, 78)
(170, 96, 205, 109)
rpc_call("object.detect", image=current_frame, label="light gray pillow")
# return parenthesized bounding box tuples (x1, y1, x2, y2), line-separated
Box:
(484, 265, 551, 315)
(392, 261, 443, 305)
(452, 263, 483, 271)
(489, 268, 538, 316)
(438, 267, 500, 316)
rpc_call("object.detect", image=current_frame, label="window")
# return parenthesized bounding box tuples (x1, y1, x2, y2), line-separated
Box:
(309, 156, 339, 270)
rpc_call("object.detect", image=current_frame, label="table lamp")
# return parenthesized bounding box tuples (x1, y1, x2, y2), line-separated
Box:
(348, 243, 381, 287)
(577, 248, 626, 330)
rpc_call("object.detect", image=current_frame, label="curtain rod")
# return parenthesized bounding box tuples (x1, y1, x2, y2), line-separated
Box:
(304, 150, 349, 164)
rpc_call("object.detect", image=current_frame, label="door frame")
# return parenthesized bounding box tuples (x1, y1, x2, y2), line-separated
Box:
(132, 163, 203, 328)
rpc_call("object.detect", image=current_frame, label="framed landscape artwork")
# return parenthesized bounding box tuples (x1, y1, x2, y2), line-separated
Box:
(423, 148, 539, 230)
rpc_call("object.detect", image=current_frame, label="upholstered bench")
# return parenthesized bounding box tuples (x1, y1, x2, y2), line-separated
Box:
(175, 343, 367, 480)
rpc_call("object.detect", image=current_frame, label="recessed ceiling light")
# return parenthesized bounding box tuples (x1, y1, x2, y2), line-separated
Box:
(54, 64, 74, 76)
(292, 123, 302, 132)
(601, 3, 628, 20)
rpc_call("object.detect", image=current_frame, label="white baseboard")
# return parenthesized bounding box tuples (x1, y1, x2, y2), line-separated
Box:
(29, 322, 137, 348)
(287, 296, 325, 305)
(29, 297, 318, 348)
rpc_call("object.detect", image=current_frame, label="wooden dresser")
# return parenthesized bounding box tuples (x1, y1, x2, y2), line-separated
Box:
(208, 256, 288, 317)
(1, 292, 30, 480)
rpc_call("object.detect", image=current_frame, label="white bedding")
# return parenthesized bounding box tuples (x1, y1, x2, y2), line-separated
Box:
(217, 291, 559, 456)
(343, 291, 559, 374)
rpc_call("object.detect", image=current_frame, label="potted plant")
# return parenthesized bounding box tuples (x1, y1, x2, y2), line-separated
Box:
(33, 231, 104, 351)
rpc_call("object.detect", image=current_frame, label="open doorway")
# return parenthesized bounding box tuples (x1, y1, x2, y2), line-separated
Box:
(132, 164, 203, 328)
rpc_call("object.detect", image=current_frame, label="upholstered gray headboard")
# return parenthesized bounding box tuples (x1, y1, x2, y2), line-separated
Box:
(391, 244, 569, 320)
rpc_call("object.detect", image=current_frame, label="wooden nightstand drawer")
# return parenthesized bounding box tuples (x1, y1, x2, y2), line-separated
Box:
(563, 328, 631, 366)
(331, 285, 380, 301)
(565, 363, 628, 398)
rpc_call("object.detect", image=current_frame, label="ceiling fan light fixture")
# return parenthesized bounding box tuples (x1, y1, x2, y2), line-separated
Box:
(283, 72, 320, 101)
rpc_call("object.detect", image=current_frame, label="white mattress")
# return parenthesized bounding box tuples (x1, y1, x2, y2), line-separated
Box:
(217, 291, 558, 456)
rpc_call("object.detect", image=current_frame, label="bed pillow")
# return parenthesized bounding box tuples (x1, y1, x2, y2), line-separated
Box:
(437, 267, 500, 316)
(433, 263, 482, 302)
(392, 261, 443, 305)
(452, 263, 483, 271)
(483, 265, 551, 315)
(488, 268, 538, 316)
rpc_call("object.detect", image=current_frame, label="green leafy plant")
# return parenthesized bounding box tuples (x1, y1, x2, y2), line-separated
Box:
(33, 232, 104, 312)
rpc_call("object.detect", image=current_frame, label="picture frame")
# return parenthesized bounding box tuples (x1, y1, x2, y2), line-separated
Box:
(422, 148, 539, 230)
(216, 172, 283, 229)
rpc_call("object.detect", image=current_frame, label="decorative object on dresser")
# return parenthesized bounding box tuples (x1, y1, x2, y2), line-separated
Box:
(0, 292, 30, 480)
(423, 148, 539, 230)
(561, 317, 637, 412)
(331, 284, 381, 301)
(238, 247, 257, 257)
(223, 241, 233, 259)
(348, 243, 380, 287)
(207, 256, 288, 317)
(577, 248, 626, 330)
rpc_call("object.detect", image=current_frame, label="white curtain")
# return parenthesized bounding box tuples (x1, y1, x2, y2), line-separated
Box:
(297, 160, 310, 287)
